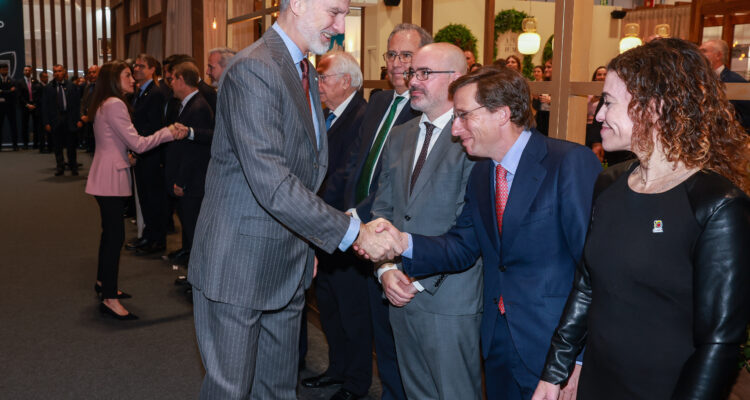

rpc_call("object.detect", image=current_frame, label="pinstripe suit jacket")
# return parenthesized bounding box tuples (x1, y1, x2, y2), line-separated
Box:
(188, 27, 351, 310)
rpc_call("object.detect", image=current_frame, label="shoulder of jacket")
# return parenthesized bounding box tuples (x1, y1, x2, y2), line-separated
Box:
(685, 170, 750, 226)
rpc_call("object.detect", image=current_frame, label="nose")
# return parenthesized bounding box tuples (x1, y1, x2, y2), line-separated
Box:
(595, 102, 606, 123)
(332, 14, 345, 35)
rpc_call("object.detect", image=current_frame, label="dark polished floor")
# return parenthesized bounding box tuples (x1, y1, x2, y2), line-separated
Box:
(0, 148, 381, 399)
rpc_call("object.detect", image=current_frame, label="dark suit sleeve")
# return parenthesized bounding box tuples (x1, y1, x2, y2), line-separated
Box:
(219, 57, 350, 253)
(402, 183, 482, 278)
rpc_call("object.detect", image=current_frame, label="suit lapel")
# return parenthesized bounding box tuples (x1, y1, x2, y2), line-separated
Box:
(500, 133, 547, 255)
(264, 29, 318, 153)
(475, 160, 501, 256)
(408, 118, 457, 202)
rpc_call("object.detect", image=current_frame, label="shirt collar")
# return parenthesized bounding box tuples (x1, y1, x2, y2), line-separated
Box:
(331, 91, 357, 118)
(140, 79, 153, 95)
(181, 89, 199, 110)
(714, 64, 725, 76)
(494, 129, 532, 175)
(272, 22, 306, 66)
(419, 108, 454, 131)
(394, 89, 410, 100)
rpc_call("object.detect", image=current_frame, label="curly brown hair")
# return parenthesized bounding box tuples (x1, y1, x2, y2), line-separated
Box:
(607, 38, 750, 193)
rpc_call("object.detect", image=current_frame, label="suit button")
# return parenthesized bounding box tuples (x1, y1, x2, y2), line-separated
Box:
(313, 163, 319, 169)
(492, 297, 498, 304)
(404, 215, 411, 221)
(499, 265, 506, 272)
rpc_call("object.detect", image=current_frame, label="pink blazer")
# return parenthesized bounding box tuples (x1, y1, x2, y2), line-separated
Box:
(85, 97, 174, 196)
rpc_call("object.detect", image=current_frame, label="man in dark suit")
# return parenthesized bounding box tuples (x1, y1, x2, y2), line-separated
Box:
(18, 66, 43, 150)
(164, 62, 213, 267)
(186, 0, 402, 398)
(79, 65, 98, 152)
(364, 67, 602, 400)
(128, 54, 168, 255)
(328, 23, 430, 400)
(0, 64, 19, 150)
(43, 64, 82, 175)
(36, 71, 50, 152)
(301, 50, 370, 400)
(700, 39, 750, 133)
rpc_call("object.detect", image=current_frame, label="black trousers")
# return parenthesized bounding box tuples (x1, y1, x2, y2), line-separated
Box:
(51, 119, 77, 170)
(21, 107, 41, 148)
(315, 253, 373, 396)
(95, 196, 127, 299)
(175, 195, 202, 251)
(0, 102, 18, 146)
(133, 150, 167, 243)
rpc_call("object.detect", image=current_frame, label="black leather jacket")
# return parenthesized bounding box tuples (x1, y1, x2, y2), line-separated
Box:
(540, 160, 750, 399)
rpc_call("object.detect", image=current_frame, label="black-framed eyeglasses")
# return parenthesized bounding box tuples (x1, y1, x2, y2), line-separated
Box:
(318, 73, 345, 82)
(383, 51, 414, 63)
(403, 68, 455, 81)
(453, 105, 486, 122)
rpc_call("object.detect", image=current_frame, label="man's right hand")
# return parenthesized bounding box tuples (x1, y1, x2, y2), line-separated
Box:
(381, 268, 416, 307)
(353, 218, 405, 262)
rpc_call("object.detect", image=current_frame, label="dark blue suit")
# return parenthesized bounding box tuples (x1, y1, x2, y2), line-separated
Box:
(403, 132, 601, 399)
(325, 89, 419, 400)
(720, 68, 750, 133)
(42, 79, 81, 171)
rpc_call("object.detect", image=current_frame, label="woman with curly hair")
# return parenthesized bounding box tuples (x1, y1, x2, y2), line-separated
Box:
(532, 38, 750, 399)
(505, 54, 521, 72)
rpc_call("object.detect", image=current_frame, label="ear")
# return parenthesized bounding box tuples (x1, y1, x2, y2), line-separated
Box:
(495, 105, 512, 126)
(342, 74, 352, 89)
(289, 0, 306, 15)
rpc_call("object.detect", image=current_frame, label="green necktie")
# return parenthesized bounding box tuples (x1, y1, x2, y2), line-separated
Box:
(355, 96, 405, 204)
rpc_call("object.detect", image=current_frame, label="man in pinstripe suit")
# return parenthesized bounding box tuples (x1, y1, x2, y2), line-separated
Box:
(187, 0, 404, 398)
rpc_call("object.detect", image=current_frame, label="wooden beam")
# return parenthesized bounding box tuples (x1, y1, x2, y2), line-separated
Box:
(483, 0, 494, 65)
(192, 0, 205, 78)
(700, 0, 750, 16)
(402, 0, 412, 24)
(30, 0, 37, 70)
(123, 14, 161, 34)
(226, 6, 278, 25)
(726, 83, 750, 101)
(103, 0, 110, 62)
(39, 0, 47, 71)
(50, 0, 57, 65)
(82, 0, 89, 68)
(420, 0, 433, 35)
(61, 0, 69, 71)
(71, 0, 78, 73)
(360, 7, 366, 75)
(363, 80, 392, 89)
(92, 0, 98, 66)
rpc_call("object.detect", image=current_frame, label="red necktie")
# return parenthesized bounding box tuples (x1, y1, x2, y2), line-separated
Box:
(495, 164, 509, 314)
(300, 59, 311, 114)
(28, 79, 32, 101)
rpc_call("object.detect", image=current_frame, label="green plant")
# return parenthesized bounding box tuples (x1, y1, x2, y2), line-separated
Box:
(494, 9, 535, 80)
(543, 35, 554, 65)
(434, 24, 478, 60)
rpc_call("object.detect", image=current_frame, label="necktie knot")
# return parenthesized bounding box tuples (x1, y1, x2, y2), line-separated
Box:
(325, 112, 336, 130)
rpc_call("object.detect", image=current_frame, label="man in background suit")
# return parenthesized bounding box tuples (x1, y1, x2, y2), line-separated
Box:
(370, 43, 482, 399)
(164, 62, 214, 268)
(301, 50, 370, 400)
(43, 64, 81, 175)
(0, 64, 19, 150)
(18, 66, 43, 150)
(186, 0, 402, 398)
(206, 47, 237, 87)
(700, 39, 750, 132)
(79, 65, 98, 152)
(324, 24, 430, 400)
(127, 54, 168, 255)
(364, 67, 601, 400)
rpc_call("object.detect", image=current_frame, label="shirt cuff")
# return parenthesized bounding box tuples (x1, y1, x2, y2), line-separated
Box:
(188, 127, 194, 141)
(376, 263, 399, 283)
(412, 280, 425, 292)
(338, 217, 361, 251)
(402, 233, 414, 258)
(575, 361, 583, 366)
(347, 208, 360, 221)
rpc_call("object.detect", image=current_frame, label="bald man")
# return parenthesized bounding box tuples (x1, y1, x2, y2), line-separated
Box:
(700, 39, 750, 132)
(368, 43, 482, 399)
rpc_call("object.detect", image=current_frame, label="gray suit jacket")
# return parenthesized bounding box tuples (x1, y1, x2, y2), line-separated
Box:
(370, 116, 482, 315)
(188, 27, 351, 310)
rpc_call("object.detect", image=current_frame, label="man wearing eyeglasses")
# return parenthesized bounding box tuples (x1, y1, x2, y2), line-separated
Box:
(367, 42, 483, 399)
(361, 66, 602, 400)
(322, 23, 431, 400)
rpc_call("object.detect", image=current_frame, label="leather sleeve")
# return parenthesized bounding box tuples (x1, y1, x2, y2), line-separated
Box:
(672, 183, 750, 399)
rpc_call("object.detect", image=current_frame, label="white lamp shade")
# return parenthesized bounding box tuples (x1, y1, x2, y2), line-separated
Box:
(619, 36, 642, 54)
(518, 32, 541, 55)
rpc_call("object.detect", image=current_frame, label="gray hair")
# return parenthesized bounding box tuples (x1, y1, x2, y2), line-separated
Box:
(321, 50, 363, 90)
(706, 39, 730, 63)
(208, 47, 237, 68)
(279, 0, 290, 11)
(387, 23, 433, 48)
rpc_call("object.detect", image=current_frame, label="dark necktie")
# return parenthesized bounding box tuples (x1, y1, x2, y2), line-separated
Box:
(495, 164, 509, 314)
(300, 59, 311, 114)
(410, 122, 435, 195)
(325, 112, 336, 130)
(355, 96, 405, 203)
(57, 83, 66, 112)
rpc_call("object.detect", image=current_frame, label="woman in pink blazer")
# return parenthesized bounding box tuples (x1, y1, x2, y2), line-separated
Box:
(85, 61, 185, 320)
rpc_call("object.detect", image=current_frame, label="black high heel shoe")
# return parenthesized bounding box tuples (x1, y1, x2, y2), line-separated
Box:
(94, 284, 132, 299)
(99, 303, 139, 320)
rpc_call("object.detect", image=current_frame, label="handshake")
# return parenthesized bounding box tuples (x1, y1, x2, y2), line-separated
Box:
(167, 122, 190, 140)
(352, 218, 409, 263)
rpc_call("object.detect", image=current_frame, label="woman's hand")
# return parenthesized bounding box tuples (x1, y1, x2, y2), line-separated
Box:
(532, 381, 561, 400)
(169, 124, 188, 140)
